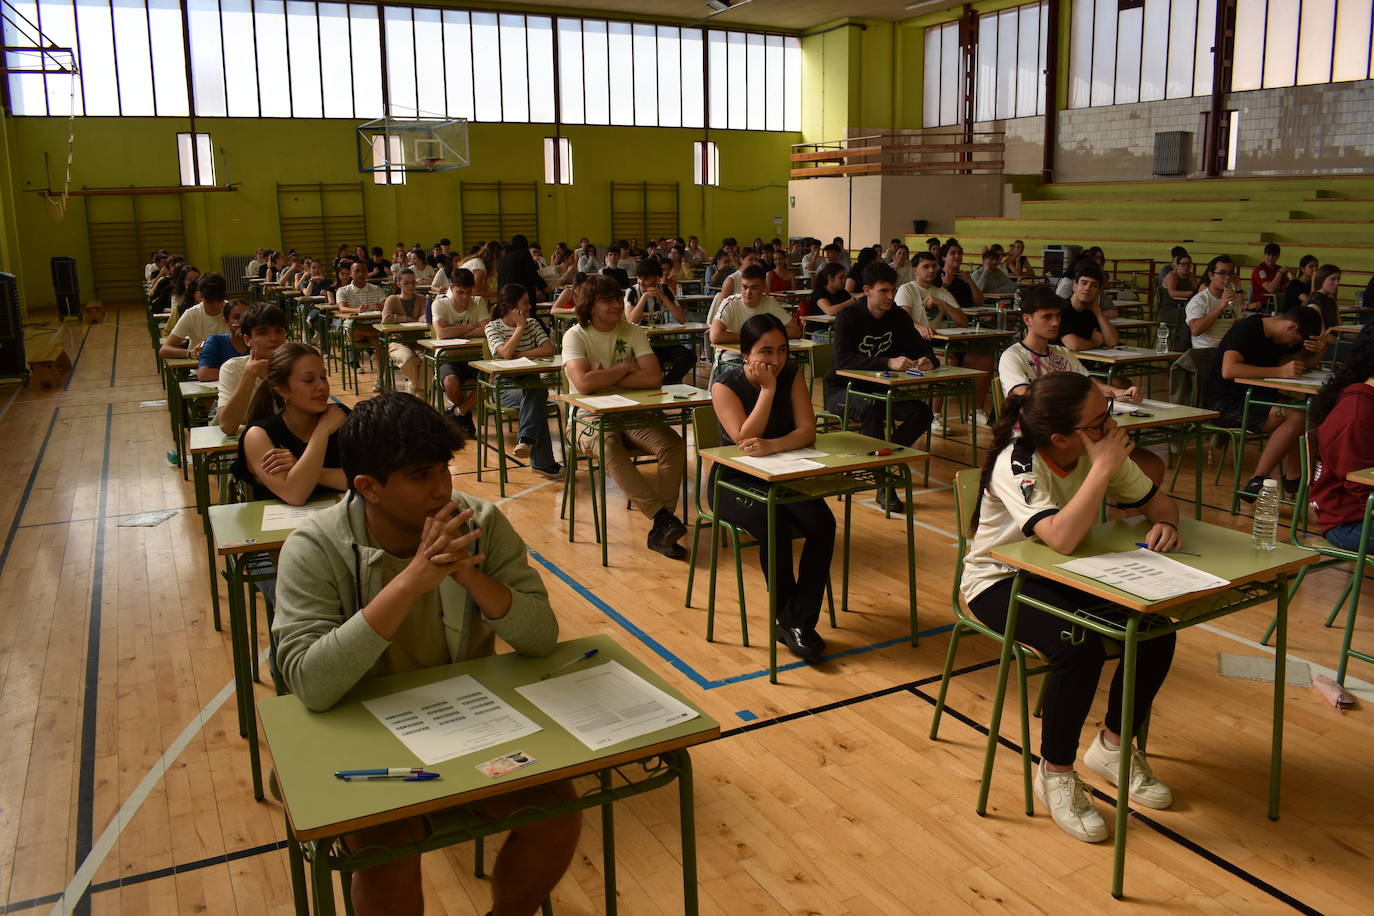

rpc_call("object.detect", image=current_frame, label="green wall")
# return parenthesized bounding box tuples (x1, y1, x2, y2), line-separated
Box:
(2, 116, 797, 309)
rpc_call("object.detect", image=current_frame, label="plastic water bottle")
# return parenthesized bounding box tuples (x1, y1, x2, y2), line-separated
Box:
(1252, 479, 1280, 550)
(1155, 322, 1170, 355)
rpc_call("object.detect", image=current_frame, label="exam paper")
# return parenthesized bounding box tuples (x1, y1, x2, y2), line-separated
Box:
(1057, 548, 1229, 601)
(515, 661, 698, 750)
(734, 447, 827, 475)
(398, 321, 428, 328)
(430, 338, 470, 346)
(579, 394, 639, 409)
(938, 327, 986, 336)
(363, 674, 542, 766)
(260, 499, 336, 532)
(1110, 397, 1180, 415)
(662, 384, 705, 397)
(488, 357, 538, 368)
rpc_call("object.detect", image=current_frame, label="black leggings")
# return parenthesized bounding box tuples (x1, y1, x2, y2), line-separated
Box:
(967, 577, 1176, 767)
(824, 387, 932, 447)
(709, 471, 836, 629)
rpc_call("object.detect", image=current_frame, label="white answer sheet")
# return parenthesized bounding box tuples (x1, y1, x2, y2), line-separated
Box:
(362, 674, 542, 766)
(260, 499, 337, 532)
(516, 661, 698, 751)
(1057, 548, 1229, 601)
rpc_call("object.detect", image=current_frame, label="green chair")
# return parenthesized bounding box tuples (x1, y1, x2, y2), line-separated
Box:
(684, 404, 835, 645)
(803, 341, 846, 432)
(1258, 437, 1374, 685)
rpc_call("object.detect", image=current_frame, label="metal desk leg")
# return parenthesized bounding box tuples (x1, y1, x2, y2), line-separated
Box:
(285, 817, 309, 916)
(841, 492, 852, 613)
(1270, 572, 1288, 820)
(194, 454, 222, 631)
(310, 842, 338, 916)
(706, 478, 723, 642)
(676, 751, 700, 915)
(598, 425, 609, 568)
(600, 771, 618, 915)
(904, 466, 918, 645)
(1231, 389, 1255, 514)
(977, 574, 1023, 816)
(767, 489, 779, 684)
(1110, 615, 1142, 900)
(1193, 425, 1204, 520)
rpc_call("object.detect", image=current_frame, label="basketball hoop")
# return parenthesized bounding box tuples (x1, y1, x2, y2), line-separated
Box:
(356, 117, 470, 175)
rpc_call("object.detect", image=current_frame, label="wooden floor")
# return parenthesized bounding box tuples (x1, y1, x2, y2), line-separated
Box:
(2, 307, 1372, 915)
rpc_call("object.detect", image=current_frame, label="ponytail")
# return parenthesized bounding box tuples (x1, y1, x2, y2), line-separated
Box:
(245, 342, 320, 427)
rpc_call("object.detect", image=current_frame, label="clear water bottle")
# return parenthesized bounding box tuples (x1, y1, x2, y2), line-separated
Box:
(1155, 322, 1170, 355)
(1252, 479, 1280, 550)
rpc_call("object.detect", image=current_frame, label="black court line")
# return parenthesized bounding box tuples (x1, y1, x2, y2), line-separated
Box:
(904, 685, 1324, 915)
(71, 402, 114, 916)
(15, 506, 197, 530)
(0, 408, 61, 580)
(62, 322, 93, 392)
(108, 318, 120, 387)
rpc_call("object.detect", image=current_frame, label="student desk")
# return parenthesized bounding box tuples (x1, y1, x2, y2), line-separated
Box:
(931, 326, 1016, 361)
(172, 378, 219, 479)
(548, 306, 579, 340)
(472, 355, 565, 496)
(713, 337, 818, 388)
(699, 431, 928, 683)
(258, 634, 719, 916)
(643, 320, 709, 381)
(212, 498, 333, 800)
(416, 338, 484, 411)
(989, 517, 1317, 899)
(1336, 467, 1374, 683)
(1231, 372, 1330, 513)
(676, 293, 715, 322)
(373, 321, 431, 393)
(149, 309, 171, 349)
(1332, 324, 1365, 337)
(1111, 399, 1219, 518)
(800, 313, 835, 342)
(834, 366, 986, 471)
(557, 386, 711, 567)
(1073, 345, 1181, 397)
(1109, 317, 1156, 347)
(190, 425, 239, 631)
(161, 355, 199, 470)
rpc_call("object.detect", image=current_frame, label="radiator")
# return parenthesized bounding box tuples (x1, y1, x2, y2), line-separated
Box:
(221, 255, 255, 297)
(1153, 132, 1190, 177)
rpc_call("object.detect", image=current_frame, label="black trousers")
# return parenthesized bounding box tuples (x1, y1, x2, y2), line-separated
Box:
(968, 577, 1176, 767)
(653, 344, 696, 386)
(709, 470, 836, 629)
(824, 386, 932, 447)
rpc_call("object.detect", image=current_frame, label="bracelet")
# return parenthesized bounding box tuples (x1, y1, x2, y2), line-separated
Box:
(1155, 520, 1178, 530)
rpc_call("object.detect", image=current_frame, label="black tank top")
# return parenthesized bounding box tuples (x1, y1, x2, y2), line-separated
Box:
(233, 409, 347, 502)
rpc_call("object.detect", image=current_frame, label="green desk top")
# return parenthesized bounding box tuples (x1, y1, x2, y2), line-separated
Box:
(1112, 399, 1219, 431)
(376, 322, 431, 334)
(209, 497, 339, 554)
(417, 338, 482, 352)
(990, 517, 1317, 614)
(471, 355, 565, 375)
(1239, 373, 1328, 396)
(933, 328, 1014, 341)
(801, 314, 836, 324)
(1332, 324, 1364, 336)
(701, 430, 928, 483)
(258, 635, 720, 840)
(644, 321, 708, 335)
(835, 366, 985, 387)
(1075, 346, 1181, 363)
(714, 338, 817, 353)
(1110, 318, 1156, 328)
(165, 357, 199, 371)
(188, 425, 237, 454)
(1348, 467, 1374, 487)
(179, 380, 218, 399)
(558, 386, 711, 413)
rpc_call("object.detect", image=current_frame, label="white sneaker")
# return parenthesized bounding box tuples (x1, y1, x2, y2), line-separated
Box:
(1082, 731, 1173, 810)
(929, 415, 945, 436)
(1034, 761, 1108, 843)
(513, 439, 532, 460)
(973, 409, 989, 427)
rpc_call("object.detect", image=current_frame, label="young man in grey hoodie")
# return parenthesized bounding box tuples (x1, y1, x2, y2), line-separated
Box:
(273, 392, 579, 916)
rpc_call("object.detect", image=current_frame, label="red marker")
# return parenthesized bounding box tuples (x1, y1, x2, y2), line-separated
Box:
(869, 448, 893, 456)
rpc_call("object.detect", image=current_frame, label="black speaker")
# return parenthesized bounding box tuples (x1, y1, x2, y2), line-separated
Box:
(51, 256, 79, 318)
(0, 272, 26, 379)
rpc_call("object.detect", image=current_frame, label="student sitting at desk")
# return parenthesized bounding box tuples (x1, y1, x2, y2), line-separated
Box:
(970, 247, 1018, 294)
(625, 258, 694, 385)
(999, 287, 1164, 485)
(234, 343, 349, 505)
(432, 268, 490, 436)
(380, 267, 427, 394)
(485, 284, 561, 480)
(711, 314, 836, 660)
(825, 261, 939, 514)
(1057, 263, 1120, 352)
(805, 262, 852, 317)
(273, 393, 579, 916)
(710, 264, 800, 362)
(218, 303, 288, 434)
(1185, 255, 1246, 350)
(1311, 331, 1374, 550)
(563, 275, 689, 559)
(160, 272, 229, 361)
(196, 298, 251, 382)
(1206, 308, 1324, 501)
(894, 251, 966, 339)
(963, 372, 1180, 844)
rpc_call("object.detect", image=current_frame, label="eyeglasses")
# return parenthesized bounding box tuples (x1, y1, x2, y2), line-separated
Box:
(1075, 398, 1115, 435)
(1212, 269, 1235, 277)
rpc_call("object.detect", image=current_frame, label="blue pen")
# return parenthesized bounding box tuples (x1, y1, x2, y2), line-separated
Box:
(335, 767, 428, 778)
(1135, 542, 1200, 557)
(338, 772, 440, 782)
(904, 369, 924, 377)
(541, 648, 599, 680)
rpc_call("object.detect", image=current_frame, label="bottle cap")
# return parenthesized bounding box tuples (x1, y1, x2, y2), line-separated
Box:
(1262, 478, 1279, 489)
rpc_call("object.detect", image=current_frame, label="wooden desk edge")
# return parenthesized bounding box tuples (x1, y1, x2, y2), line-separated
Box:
(700, 447, 928, 483)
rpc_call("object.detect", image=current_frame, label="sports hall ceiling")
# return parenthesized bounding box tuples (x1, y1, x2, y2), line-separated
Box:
(488, 1, 960, 31)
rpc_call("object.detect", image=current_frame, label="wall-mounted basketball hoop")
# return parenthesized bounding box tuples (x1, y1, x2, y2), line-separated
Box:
(356, 118, 470, 175)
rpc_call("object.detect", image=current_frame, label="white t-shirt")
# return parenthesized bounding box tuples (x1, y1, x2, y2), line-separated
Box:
(216, 354, 261, 414)
(893, 261, 914, 287)
(432, 295, 489, 333)
(998, 342, 1089, 395)
(712, 295, 793, 361)
(961, 438, 1156, 603)
(1184, 288, 1237, 349)
(336, 282, 386, 311)
(430, 267, 451, 296)
(894, 281, 958, 328)
(561, 320, 654, 395)
(169, 304, 227, 344)
(410, 264, 436, 284)
(461, 257, 486, 274)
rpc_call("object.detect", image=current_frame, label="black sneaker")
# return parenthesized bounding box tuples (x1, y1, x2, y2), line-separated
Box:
(450, 410, 476, 438)
(1283, 476, 1302, 497)
(876, 489, 905, 514)
(775, 625, 819, 660)
(1239, 475, 1265, 504)
(530, 463, 562, 480)
(801, 628, 827, 655)
(653, 509, 688, 543)
(647, 525, 688, 559)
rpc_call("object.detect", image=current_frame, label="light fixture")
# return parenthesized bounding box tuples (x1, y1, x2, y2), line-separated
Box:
(705, 0, 732, 10)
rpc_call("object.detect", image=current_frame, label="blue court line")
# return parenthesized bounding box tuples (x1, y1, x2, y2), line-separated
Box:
(527, 548, 951, 690)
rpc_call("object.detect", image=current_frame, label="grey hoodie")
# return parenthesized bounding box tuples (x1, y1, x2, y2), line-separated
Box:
(273, 490, 558, 711)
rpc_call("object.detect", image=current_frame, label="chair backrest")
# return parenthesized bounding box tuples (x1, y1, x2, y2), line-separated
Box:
(950, 467, 983, 610)
(989, 374, 1004, 419)
(809, 341, 833, 382)
(691, 404, 719, 517)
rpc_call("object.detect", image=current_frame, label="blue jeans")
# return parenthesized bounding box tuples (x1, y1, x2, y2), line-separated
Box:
(501, 386, 556, 469)
(1324, 521, 1368, 552)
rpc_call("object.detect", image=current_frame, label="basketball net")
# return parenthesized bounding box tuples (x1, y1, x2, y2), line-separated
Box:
(43, 69, 77, 223)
